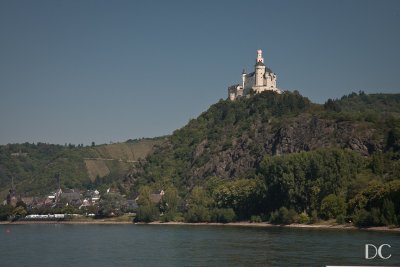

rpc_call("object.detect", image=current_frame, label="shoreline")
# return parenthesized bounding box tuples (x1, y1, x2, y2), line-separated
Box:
(145, 221, 400, 233)
(1, 220, 399, 232)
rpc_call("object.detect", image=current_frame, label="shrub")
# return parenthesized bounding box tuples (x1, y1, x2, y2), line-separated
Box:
(185, 206, 211, 223)
(211, 208, 236, 223)
(381, 199, 398, 225)
(250, 215, 262, 223)
(0, 205, 14, 221)
(353, 209, 373, 227)
(336, 214, 345, 224)
(135, 205, 159, 222)
(298, 212, 310, 224)
(270, 207, 298, 224)
(287, 209, 299, 224)
(173, 213, 185, 222)
(310, 210, 319, 223)
(370, 208, 383, 226)
(320, 194, 346, 220)
(160, 211, 176, 222)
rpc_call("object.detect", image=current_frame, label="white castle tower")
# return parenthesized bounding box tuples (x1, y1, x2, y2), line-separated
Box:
(228, 49, 281, 100)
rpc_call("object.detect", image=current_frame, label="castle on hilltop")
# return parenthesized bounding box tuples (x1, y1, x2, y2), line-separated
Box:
(228, 49, 282, 100)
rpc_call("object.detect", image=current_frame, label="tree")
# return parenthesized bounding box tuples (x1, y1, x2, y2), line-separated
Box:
(270, 207, 298, 224)
(12, 206, 27, 217)
(134, 185, 162, 222)
(0, 205, 13, 221)
(353, 209, 373, 227)
(381, 199, 398, 225)
(211, 208, 236, 223)
(15, 200, 27, 210)
(135, 205, 159, 222)
(187, 186, 212, 208)
(185, 206, 211, 222)
(136, 185, 153, 207)
(160, 186, 180, 220)
(320, 194, 346, 219)
(98, 193, 127, 217)
(184, 186, 213, 222)
(213, 178, 265, 219)
(370, 152, 384, 175)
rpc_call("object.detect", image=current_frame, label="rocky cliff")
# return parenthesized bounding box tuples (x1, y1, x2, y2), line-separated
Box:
(132, 91, 399, 189)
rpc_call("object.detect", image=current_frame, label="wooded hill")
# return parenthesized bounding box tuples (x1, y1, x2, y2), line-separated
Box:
(0, 138, 163, 198)
(131, 91, 400, 226)
(1, 91, 399, 226)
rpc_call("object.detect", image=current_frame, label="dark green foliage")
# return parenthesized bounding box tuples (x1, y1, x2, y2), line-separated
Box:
(387, 125, 400, 152)
(185, 206, 211, 223)
(160, 186, 180, 216)
(98, 193, 127, 217)
(324, 92, 400, 118)
(134, 92, 400, 226)
(139, 91, 313, 190)
(184, 186, 213, 222)
(353, 209, 370, 227)
(335, 214, 346, 224)
(2, 91, 400, 227)
(211, 208, 236, 223)
(12, 206, 27, 217)
(381, 199, 398, 225)
(159, 186, 181, 222)
(370, 152, 384, 175)
(270, 207, 299, 224)
(324, 99, 341, 112)
(349, 180, 400, 224)
(213, 178, 265, 219)
(0, 204, 13, 221)
(310, 210, 319, 223)
(135, 205, 160, 222)
(298, 212, 310, 224)
(15, 200, 27, 210)
(250, 215, 262, 223)
(320, 194, 346, 219)
(0, 139, 161, 199)
(260, 148, 362, 214)
(0, 143, 95, 197)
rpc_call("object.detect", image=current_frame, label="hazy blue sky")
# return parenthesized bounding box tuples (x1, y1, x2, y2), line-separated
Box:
(0, 0, 399, 145)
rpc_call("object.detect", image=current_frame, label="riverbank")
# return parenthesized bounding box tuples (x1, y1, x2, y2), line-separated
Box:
(1, 219, 400, 232)
(0, 220, 131, 225)
(145, 221, 400, 232)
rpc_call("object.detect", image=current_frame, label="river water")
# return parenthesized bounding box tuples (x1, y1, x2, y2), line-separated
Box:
(1, 224, 399, 267)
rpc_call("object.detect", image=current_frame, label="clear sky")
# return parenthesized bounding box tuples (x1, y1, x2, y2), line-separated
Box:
(0, 0, 399, 145)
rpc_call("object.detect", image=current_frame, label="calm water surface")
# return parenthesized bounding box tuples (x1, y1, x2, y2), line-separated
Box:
(1, 224, 399, 267)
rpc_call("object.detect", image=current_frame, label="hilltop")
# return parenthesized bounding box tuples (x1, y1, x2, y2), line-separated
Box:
(132, 91, 400, 189)
(128, 91, 399, 226)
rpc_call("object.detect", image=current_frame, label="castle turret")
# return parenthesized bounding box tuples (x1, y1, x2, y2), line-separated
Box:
(255, 50, 265, 87)
(241, 69, 246, 89)
(256, 49, 264, 63)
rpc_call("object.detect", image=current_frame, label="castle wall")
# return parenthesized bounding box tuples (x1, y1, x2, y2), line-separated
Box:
(244, 76, 254, 91)
(264, 73, 277, 88)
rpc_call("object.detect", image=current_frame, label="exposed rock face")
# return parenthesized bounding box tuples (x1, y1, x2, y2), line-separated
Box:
(130, 92, 400, 187)
(189, 114, 383, 180)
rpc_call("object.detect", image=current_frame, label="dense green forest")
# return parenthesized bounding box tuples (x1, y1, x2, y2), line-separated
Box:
(132, 91, 400, 226)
